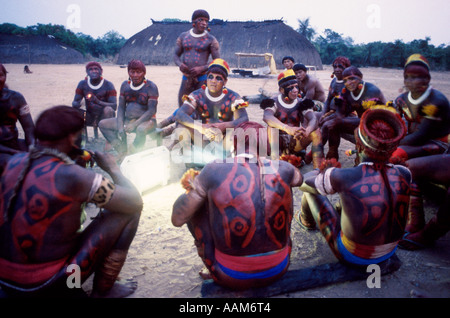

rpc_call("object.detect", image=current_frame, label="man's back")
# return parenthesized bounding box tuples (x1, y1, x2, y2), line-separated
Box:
(0, 152, 95, 263)
(199, 158, 298, 255)
(331, 163, 411, 245)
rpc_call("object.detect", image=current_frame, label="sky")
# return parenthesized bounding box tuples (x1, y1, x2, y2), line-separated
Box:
(2, 0, 449, 46)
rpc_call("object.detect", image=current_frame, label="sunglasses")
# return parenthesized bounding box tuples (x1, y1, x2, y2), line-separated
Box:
(207, 74, 224, 82)
(343, 76, 360, 83)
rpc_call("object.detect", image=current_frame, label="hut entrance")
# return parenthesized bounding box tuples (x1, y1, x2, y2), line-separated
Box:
(232, 52, 277, 77)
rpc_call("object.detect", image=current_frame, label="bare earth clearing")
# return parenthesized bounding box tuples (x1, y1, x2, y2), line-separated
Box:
(4, 63, 450, 299)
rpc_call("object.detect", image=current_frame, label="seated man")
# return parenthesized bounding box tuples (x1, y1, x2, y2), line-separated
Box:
(0, 63, 35, 175)
(298, 108, 411, 267)
(399, 153, 450, 250)
(72, 61, 117, 140)
(320, 56, 352, 146)
(0, 106, 143, 298)
(320, 66, 387, 160)
(322, 56, 352, 116)
(99, 60, 159, 160)
(174, 58, 249, 160)
(319, 56, 352, 127)
(172, 121, 303, 290)
(293, 63, 326, 111)
(391, 54, 450, 163)
(262, 69, 323, 168)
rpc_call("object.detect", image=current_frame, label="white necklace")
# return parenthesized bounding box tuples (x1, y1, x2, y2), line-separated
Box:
(205, 88, 224, 102)
(278, 94, 297, 109)
(359, 161, 393, 167)
(87, 76, 104, 90)
(236, 153, 255, 159)
(190, 28, 207, 38)
(408, 86, 432, 105)
(350, 82, 365, 101)
(130, 79, 146, 91)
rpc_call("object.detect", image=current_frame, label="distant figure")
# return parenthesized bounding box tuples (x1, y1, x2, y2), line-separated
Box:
(282, 56, 295, 70)
(174, 9, 220, 107)
(23, 65, 32, 74)
(72, 61, 117, 140)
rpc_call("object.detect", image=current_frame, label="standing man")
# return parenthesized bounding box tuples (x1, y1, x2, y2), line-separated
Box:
(0, 106, 142, 298)
(174, 9, 220, 107)
(298, 108, 411, 267)
(72, 61, 117, 140)
(99, 60, 159, 160)
(172, 121, 303, 290)
(0, 63, 35, 174)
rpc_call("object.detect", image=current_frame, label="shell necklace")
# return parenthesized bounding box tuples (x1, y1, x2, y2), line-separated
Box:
(129, 79, 147, 91)
(350, 82, 365, 101)
(408, 86, 432, 105)
(87, 76, 104, 90)
(190, 29, 207, 38)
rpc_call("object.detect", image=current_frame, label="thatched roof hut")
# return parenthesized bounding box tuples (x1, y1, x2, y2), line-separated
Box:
(0, 34, 84, 64)
(117, 19, 323, 70)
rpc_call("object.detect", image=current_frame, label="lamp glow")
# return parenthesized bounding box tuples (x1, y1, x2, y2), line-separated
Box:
(120, 146, 171, 194)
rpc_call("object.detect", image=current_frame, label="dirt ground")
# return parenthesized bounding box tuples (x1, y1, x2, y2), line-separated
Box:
(2, 63, 450, 299)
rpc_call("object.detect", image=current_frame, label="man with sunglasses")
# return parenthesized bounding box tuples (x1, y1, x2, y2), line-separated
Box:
(320, 66, 386, 161)
(174, 9, 220, 107)
(174, 58, 249, 160)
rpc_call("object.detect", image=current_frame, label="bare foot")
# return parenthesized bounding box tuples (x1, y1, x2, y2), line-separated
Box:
(198, 267, 212, 280)
(90, 278, 138, 298)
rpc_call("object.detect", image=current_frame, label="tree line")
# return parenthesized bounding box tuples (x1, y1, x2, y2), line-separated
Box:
(297, 18, 450, 71)
(0, 23, 126, 59)
(1, 21, 449, 70)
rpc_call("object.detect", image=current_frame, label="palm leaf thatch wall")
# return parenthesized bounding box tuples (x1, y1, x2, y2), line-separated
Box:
(117, 19, 323, 70)
(0, 34, 85, 64)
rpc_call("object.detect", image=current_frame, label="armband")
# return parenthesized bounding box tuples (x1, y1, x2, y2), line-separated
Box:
(88, 174, 116, 207)
(314, 168, 336, 195)
(19, 104, 31, 116)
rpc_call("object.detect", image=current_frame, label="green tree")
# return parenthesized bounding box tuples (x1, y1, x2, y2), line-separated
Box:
(297, 18, 316, 41)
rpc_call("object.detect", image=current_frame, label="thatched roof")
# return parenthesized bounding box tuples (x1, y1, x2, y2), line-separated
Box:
(117, 19, 323, 70)
(0, 34, 85, 64)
